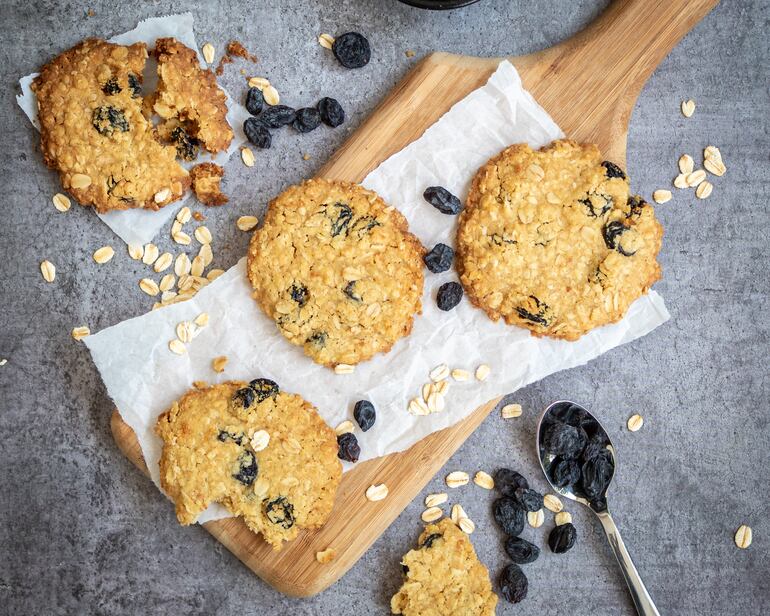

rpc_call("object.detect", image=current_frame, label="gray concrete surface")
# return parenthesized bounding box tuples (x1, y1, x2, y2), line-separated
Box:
(1, 0, 768, 614)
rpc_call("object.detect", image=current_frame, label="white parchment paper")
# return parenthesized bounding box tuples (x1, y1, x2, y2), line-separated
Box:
(17, 13, 250, 246)
(85, 61, 669, 523)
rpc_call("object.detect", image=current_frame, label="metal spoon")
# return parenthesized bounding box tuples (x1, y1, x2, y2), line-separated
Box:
(536, 400, 661, 616)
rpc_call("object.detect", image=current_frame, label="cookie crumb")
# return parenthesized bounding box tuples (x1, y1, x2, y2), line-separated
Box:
(71, 326, 91, 341)
(316, 547, 337, 563)
(405, 49, 416, 58)
(190, 163, 228, 206)
(212, 356, 228, 373)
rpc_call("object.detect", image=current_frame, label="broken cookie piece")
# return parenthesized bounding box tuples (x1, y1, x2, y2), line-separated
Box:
(190, 162, 228, 206)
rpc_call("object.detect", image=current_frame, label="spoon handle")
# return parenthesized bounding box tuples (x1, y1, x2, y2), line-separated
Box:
(596, 511, 661, 616)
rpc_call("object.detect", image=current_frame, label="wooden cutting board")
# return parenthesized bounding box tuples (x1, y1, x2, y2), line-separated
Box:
(111, 0, 718, 597)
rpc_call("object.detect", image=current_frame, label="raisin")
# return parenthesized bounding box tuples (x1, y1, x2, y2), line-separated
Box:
(233, 450, 258, 486)
(329, 203, 353, 236)
(243, 117, 271, 149)
(423, 243, 454, 273)
(92, 106, 129, 136)
(292, 107, 322, 133)
(542, 422, 586, 458)
(423, 186, 462, 215)
(580, 192, 611, 218)
(436, 281, 463, 311)
(332, 32, 371, 69)
(499, 564, 528, 604)
(504, 536, 540, 564)
(217, 430, 244, 445)
(420, 533, 442, 549)
(602, 161, 627, 180)
(102, 77, 121, 95)
(602, 221, 628, 250)
(494, 468, 529, 496)
(353, 400, 376, 432)
(337, 432, 360, 462)
(515, 296, 550, 327)
(493, 497, 526, 536)
(249, 378, 279, 402)
(260, 105, 296, 128)
(581, 433, 609, 462)
(549, 457, 581, 489)
(548, 522, 577, 553)
(343, 281, 361, 302)
(317, 97, 345, 127)
(514, 488, 544, 512)
(401, 564, 409, 574)
(289, 283, 309, 307)
(128, 74, 141, 97)
(628, 195, 646, 216)
(306, 331, 327, 348)
(171, 126, 200, 161)
(265, 496, 295, 529)
(550, 402, 587, 427)
(580, 453, 614, 500)
(233, 387, 256, 409)
(245, 87, 264, 116)
(351, 215, 380, 237)
(616, 231, 639, 257)
(590, 496, 608, 512)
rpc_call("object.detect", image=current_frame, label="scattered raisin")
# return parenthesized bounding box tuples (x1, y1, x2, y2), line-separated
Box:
(260, 105, 297, 128)
(233, 450, 258, 486)
(343, 281, 361, 302)
(499, 564, 528, 604)
(493, 497, 526, 536)
(548, 522, 577, 553)
(233, 387, 256, 409)
(514, 488, 544, 512)
(353, 400, 376, 432)
(243, 117, 271, 149)
(289, 283, 309, 307)
(249, 378, 279, 402)
(91, 106, 129, 136)
(549, 457, 581, 488)
(337, 432, 360, 462)
(549, 402, 587, 427)
(171, 126, 200, 161)
(332, 32, 371, 69)
(581, 433, 609, 462)
(423, 186, 462, 215)
(504, 536, 540, 564)
(436, 281, 463, 311)
(128, 74, 141, 97)
(329, 202, 353, 236)
(317, 97, 345, 127)
(265, 496, 295, 528)
(292, 107, 322, 133)
(602, 221, 628, 250)
(494, 468, 529, 496)
(542, 422, 586, 459)
(423, 243, 454, 273)
(602, 161, 627, 180)
(420, 533, 442, 549)
(101, 77, 121, 95)
(245, 87, 264, 116)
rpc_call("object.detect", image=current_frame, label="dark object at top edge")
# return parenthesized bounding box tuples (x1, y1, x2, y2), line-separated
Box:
(397, 0, 481, 9)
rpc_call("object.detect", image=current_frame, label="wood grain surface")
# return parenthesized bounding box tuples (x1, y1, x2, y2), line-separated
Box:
(111, 0, 718, 597)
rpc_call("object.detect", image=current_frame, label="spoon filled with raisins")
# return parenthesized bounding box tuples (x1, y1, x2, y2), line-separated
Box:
(536, 400, 661, 616)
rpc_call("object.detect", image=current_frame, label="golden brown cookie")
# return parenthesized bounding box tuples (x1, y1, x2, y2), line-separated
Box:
(32, 39, 190, 213)
(457, 139, 663, 340)
(391, 518, 498, 616)
(153, 37, 233, 154)
(190, 162, 228, 206)
(155, 379, 342, 550)
(247, 179, 424, 368)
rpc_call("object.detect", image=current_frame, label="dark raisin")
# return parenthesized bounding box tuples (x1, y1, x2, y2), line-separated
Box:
(265, 496, 294, 528)
(128, 74, 141, 97)
(401, 564, 409, 574)
(514, 488, 544, 512)
(423, 186, 462, 215)
(423, 243, 454, 273)
(602, 161, 626, 180)
(217, 430, 244, 445)
(581, 433, 609, 462)
(515, 295, 550, 327)
(351, 215, 380, 237)
(504, 536, 540, 564)
(233, 450, 258, 486)
(493, 497, 526, 536)
(580, 453, 614, 500)
(102, 77, 121, 95)
(317, 97, 345, 127)
(292, 107, 322, 133)
(436, 281, 463, 311)
(249, 378, 279, 402)
(233, 387, 256, 409)
(332, 32, 371, 69)
(628, 195, 646, 216)
(616, 232, 639, 257)
(549, 457, 582, 489)
(245, 87, 264, 116)
(353, 400, 376, 432)
(550, 402, 587, 427)
(92, 106, 129, 136)
(494, 468, 529, 496)
(171, 126, 200, 161)
(543, 422, 586, 459)
(420, 533, 442, 549)
(337, 432, 360, 462)
(580, 416, 603, 439)
(602, 221, 628, 250)
(579, 192, 612, 218)
(243, 117, 271, 149)
(306, 331, 327, 348)
(329, 202, 353, 237)
(548, 522, 577, 553)
(499, 564, 528, 604)
(289, 283, 309, 307)
(590, 496, 608, 512)
(343, 281, 361, 302)
(260, 105, 297, 128)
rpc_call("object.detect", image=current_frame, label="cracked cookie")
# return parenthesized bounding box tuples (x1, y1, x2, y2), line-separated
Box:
(190, 162, 228, 206)
(457, 139, 662, 340)
(392, 518, 498, 616)
(155, 380, 341, 550)
(32, 39, 190, 213)
(152, 37, 233, 155)
(247, 179, 424, 368)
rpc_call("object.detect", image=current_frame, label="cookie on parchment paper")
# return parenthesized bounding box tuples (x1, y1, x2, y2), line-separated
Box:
(456, 139, 662, 340)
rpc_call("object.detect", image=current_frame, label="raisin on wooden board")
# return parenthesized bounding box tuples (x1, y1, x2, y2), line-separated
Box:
(332, 32, 371, 69)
